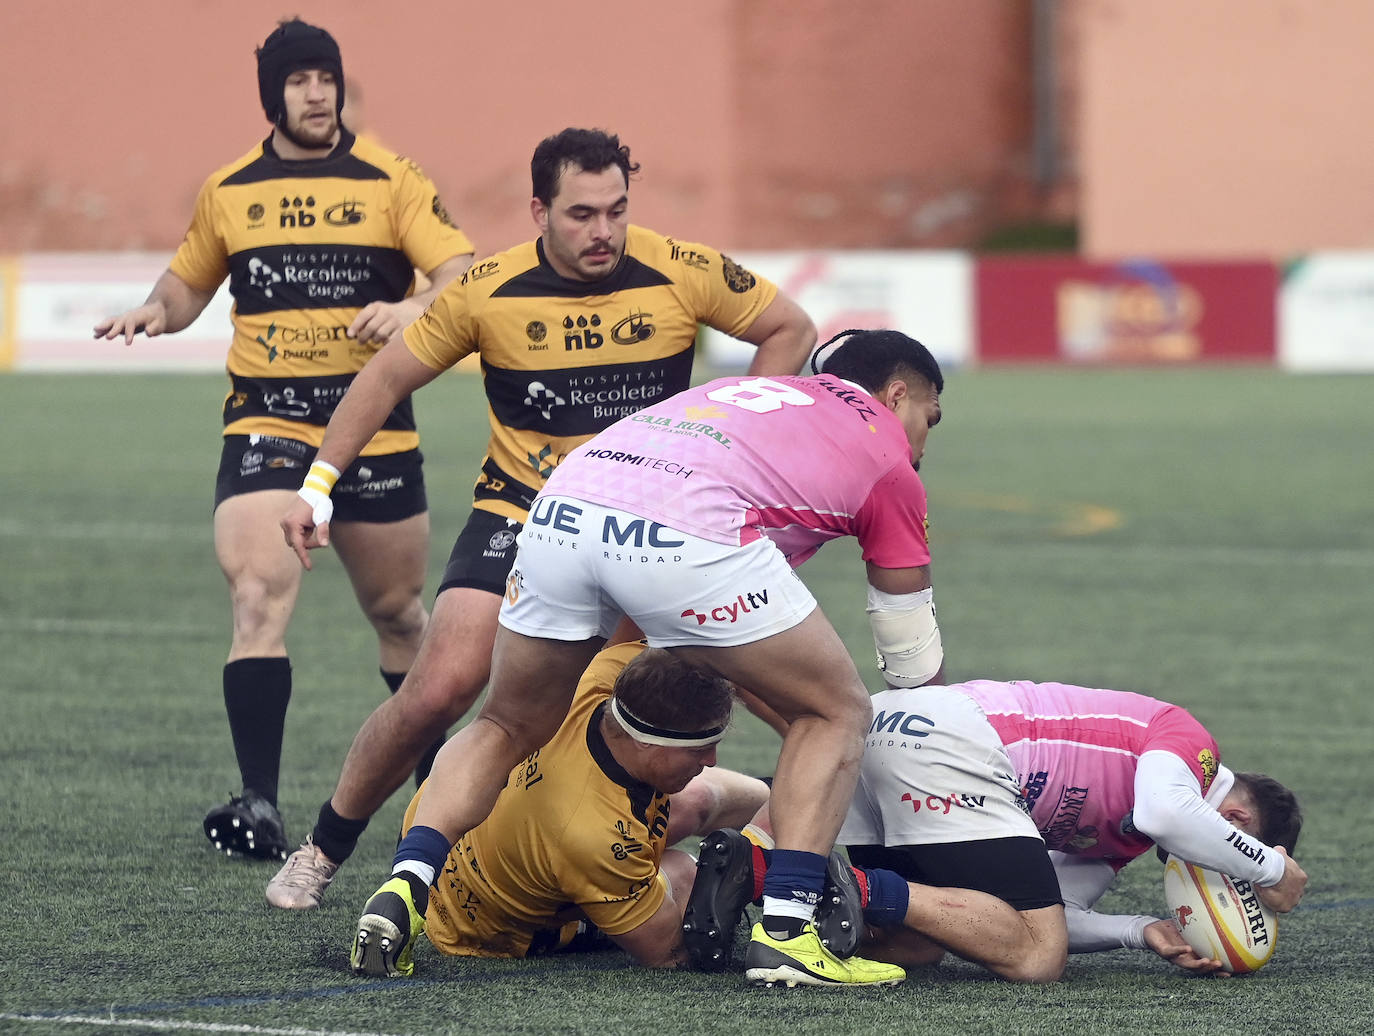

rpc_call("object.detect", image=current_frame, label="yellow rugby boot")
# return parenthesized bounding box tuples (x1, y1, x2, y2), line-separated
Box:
(350, 875, 426, 978)
(744, 922, 905, 989)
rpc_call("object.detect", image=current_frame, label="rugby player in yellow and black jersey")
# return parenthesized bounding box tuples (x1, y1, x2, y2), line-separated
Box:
(265, 128, 814, 913)
(173, 113, 471, 457)
(388, 641, 766, 971)
(95, 19, 474, 864)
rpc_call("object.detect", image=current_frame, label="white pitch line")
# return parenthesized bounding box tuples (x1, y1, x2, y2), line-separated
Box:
(0, 519, 207, 542)
(0, 617, 212, 637)
(0, 1014, 412, 1036)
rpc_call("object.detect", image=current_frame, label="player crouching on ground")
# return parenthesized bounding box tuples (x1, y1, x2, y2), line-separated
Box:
(353, 641, 819, 974)
(686, 685, 1070, 984)
(687, 678, 1306, 981)
(934, 679, 1307, 971)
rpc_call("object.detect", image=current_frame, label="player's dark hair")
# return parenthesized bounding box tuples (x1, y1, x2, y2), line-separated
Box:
(612, 648, 734, 736)
(1233, 772, 1303, 854)
(256, 18, 345, 127)
(811, 328, 944, 396)
(531, 128, 639, 205)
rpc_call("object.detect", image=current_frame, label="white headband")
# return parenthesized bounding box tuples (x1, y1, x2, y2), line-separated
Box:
(610, 697, 727, 748)
(809, 339, 842, 374)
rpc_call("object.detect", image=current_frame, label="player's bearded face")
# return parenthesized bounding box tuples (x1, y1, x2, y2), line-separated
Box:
(280, 68, 339, 151)
(536, 164, 629, 281)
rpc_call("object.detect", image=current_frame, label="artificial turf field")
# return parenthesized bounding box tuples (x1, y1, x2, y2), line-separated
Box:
(1, 366, 1371, 1035)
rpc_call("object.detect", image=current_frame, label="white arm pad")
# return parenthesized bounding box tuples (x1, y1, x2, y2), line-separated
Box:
(866, 584, 943, 687)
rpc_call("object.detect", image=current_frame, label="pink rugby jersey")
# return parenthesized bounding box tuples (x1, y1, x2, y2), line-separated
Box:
(958, 680, 1222, 869)
(541, 373, 931, 569)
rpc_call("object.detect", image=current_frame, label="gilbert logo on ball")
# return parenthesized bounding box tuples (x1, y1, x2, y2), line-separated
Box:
(1162, 854, 1278, 973)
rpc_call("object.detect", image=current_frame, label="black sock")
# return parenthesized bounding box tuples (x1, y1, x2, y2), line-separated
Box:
(381, 668, 446, 787)
(762, 916, 808, 941)
(400, 870, 430, 914)
(223, 658, 291, 807)
(311, 799, 370, 865)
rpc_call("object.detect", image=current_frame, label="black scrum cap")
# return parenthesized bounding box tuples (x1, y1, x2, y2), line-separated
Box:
(256, 19, 344, 126)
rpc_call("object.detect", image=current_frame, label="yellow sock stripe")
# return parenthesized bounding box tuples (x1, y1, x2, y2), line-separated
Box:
(302, 460, 341, 495)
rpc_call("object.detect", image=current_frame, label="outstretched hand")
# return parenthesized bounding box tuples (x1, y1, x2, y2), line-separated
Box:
(93, 301, 168, 346)
(1143, 919, 1228, 976)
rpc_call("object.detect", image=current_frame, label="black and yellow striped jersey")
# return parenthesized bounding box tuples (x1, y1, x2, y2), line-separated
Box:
(409, 642, 671, 958)
(403, 225, 777, 520)
(170, 130, 473, 454)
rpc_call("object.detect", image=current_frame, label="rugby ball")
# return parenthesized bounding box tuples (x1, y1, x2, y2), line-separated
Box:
(1162, 854, 1278, 973)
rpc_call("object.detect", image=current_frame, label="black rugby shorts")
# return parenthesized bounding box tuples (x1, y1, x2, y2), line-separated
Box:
(847, 837, 1063, 912)
(214, 434, 426, 523)
(437, 508, 524, 596)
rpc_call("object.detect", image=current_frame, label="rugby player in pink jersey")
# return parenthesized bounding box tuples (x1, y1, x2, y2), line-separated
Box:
(348, 329, 948, 987)
(696, 679, 1305, 982)
(836, 680, 1305, 977)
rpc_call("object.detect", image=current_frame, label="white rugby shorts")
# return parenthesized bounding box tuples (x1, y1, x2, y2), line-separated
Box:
(839, 686, 1043, 846)
(499, 496, 817, 647)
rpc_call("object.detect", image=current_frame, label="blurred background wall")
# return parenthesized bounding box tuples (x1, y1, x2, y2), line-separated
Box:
(6, 0, 1374, 372)
(1079, 1, 1374, 257)
(6, 0, 1368, 259)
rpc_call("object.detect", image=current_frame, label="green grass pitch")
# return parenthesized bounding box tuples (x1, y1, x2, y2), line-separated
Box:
(1, 365, 1371, 1035)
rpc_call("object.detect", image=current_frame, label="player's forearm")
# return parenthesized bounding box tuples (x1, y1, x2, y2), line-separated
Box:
(612, 918, 692, 969)
(746, 334, 810, 376)
(694, 769, 771, 834)
(1051, 851, 1123, 951)
(1064, 906, 1156, 953)
(148, 269, 215, 333)
(743, 296, 816, 376)
(411, 254, 473, 310)
(1150, 817, 1286, 888)
(1133, 753, 1285, 887)
(315, 340, 433, 470)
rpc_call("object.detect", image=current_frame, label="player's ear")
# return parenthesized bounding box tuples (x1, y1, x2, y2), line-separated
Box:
(881, 377, 908, 411)
(1220, 801, 1255, 832)
(531, 196, 549, 234)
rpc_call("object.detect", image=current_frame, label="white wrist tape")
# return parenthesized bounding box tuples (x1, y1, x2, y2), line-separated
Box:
(299, 460, 340, 526)
(866, 584, 943, 687)
(297, 486, 335, 528)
